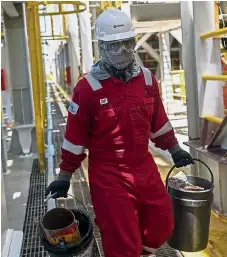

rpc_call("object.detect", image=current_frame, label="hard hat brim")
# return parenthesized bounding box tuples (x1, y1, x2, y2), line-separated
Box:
(96, 30, 136, 42)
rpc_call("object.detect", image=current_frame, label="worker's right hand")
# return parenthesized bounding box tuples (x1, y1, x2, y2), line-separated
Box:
(45, 180, 70, 199)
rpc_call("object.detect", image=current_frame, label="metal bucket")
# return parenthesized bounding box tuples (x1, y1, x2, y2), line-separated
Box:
(41, 208, 81, 246)
(166, 158, 214, 252)
(40, 209, 94, 257)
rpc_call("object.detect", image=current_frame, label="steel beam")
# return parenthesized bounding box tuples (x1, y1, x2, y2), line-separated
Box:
(180, 1, 200, 140)
(141, 41, 160, 63)
(26, 3, 45, 172)
(135, 32, 154, 51)
(170, 28, 182, 44)
(1, 1, 19, 17)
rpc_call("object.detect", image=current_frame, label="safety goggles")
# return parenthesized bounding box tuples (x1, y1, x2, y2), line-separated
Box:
(102, 37, 136, 55)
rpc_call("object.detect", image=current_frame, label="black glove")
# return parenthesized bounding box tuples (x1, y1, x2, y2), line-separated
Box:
(45, 180, 70, 199)
(172, 150, 194, 168)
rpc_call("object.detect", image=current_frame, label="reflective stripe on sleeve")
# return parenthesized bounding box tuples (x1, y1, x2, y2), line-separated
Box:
(150, 121, 173, 139)
(62, 139, 85, 155)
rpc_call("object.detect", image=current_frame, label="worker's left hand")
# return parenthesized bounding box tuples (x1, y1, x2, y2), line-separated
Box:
(171, 149, 194, 168)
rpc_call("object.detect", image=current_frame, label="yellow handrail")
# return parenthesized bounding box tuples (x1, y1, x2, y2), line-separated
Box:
(41, 35, 69, 40)
(200, 27, 227, 40)
(202, 74, 227, 81)
(101, 1, 122, 10)
(170, 70, 184, 75)
(29, 1, 86, 15)
(39, 2, 86, 16)
(204, 115, 223, 125)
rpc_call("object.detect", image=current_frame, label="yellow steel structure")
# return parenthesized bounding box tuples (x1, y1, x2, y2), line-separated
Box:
(38, 1, 86, 40)
(25, 1, 87, 172)
(41, 35, 69, 40)
(100, 1, 122, 10)
(26, 2, 46, 172)
(204, 115, 224, 125)
(37, 1, 86, 16)
(201, 74, 227, 81)
(200, 27, 227, 40)
(170, 70, 186, 104)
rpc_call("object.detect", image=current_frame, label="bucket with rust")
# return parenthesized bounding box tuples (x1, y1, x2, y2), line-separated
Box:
(41, 208, 81, 246)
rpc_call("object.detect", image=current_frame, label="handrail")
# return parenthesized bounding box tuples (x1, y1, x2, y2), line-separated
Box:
(200, 27, 227, 40)
(29, 1, 86, 15)
(170, 70, 184, 75)
(204, 115, 223, 125)
(41, 35, 69, 40)
(202, 74, 227, 81)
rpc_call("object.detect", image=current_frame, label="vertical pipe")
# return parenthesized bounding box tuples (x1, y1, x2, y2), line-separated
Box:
(1, 124, 8, 174)
(51, 15, 54, 39)
(46, 80, 55, 211)
(26, 3, 45, 172)
(90, 3, 99, 62)
(35, 10, 46, 127)
(180, 1, 200, 140)
(22, 3, 35, 123)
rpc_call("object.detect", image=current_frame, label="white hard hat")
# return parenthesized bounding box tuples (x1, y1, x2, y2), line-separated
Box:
(95, 9, 136, 42)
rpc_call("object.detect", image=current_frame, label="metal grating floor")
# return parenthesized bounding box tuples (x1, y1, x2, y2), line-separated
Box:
(156, 243, 183, 257)
(20, 160, 48, 257)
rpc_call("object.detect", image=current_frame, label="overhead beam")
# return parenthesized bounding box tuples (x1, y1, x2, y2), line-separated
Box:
(131, 2, 181, 22)
(141, 41, 160, 63)
(170, 28, 183, 44)
(133, 20, 181, 33)
(135, 32, 154, 51)
(133, 20, 181, 28)
(1, 2, 19, 17)
(134, 53, 144, 67)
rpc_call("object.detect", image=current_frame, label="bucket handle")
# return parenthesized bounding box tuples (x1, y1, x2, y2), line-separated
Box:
(67, 193, 90, 216)
(45, 193, 90, 216)
(165, 158, 214, 188)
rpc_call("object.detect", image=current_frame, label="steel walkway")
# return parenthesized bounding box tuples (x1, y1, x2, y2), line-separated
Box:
(20, 83, 183, 257)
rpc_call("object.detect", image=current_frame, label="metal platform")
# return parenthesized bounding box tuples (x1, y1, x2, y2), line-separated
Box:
(20, 160, 48, 257)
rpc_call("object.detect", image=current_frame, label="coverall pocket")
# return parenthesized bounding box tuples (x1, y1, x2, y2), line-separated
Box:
(99, 107, 118, 118)
(96, 107, 119, 123)
(142, 97, 154, 123)
(143, 97, 154, 114)
(94, 107, 120, 132)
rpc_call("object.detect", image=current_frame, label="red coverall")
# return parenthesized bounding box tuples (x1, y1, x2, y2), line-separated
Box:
(60, 67, 177, 257)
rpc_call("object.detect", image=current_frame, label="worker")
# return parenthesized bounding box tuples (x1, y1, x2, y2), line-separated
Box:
(46, 9, 194, 257)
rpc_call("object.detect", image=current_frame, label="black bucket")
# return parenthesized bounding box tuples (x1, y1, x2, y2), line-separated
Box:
(166, 158, 214, 252)
(39, 209, 94, 257)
